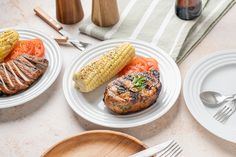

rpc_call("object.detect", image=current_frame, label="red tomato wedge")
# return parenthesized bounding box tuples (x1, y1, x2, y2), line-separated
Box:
(119, 56, 159, 76)
(5, 39, 45, 62)
(30, 39, 45, 58)
(143, 58, 159, 70)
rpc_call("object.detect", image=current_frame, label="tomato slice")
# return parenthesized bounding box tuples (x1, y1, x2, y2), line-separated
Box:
(118, 56, 159, 76)
(31, 39, 45, 58)
(144, 58, 159, 70)
(18, 40, 34, 54)
(130, 57, 148, 70)
(4, 39, 45, 62)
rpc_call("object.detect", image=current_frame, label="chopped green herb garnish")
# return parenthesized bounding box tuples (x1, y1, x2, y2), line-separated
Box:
(132, 75, 146, 90)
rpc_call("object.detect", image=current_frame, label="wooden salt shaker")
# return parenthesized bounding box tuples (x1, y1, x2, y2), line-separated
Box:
(56, 0, 84, 24)
(92, 0, 119, 27)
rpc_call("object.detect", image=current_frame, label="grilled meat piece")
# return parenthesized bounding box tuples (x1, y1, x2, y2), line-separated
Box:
(103, 70, 162, 114)
(14, 56, 43, 79)
(7, 61, 33, 85)
(0, 54, 48, 95)
(0, 63, 27, 95)
(3, 62, 28, 90)
(22, 54, 48, 70)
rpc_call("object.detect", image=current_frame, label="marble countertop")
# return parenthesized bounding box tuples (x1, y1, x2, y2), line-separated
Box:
(1, 0, 236, 156)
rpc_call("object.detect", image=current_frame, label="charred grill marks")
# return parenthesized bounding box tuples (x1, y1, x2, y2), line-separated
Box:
(151, 69, 160, 78)
(116, 85, 127, 93)
(0, 54, 48, 95)
(104, 70, 162, 114)
(130, 91, 139, 103)
(113, 80, 127, 93)
(124, 75, 134, 81)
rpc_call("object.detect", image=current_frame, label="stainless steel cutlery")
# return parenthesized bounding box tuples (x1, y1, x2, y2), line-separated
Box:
(200, 91, 236, 123)
(34, 7, 90, 51)
(54, 36, 90, 49)
(213, 100, 236, 123)
(129, 140, 182, 157)
(200, 91, 236, 108)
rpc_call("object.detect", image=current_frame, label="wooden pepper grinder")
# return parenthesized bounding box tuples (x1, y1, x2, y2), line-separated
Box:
(56, 0, 84, 24)
(92, 0, 119, 27)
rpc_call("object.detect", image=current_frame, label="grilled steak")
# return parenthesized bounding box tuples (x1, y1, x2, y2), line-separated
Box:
(103, 70, 162, 114)
(0, 54, 48, 95)
(22, 54, 48, 70)
(14, 56, 43, 79)
(7, 61, 33, 85)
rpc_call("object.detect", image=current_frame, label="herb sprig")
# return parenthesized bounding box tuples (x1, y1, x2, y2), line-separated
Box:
(132, 75, 146, 90)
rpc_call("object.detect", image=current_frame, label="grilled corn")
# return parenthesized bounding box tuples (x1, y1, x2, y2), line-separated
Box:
(73, 42, 135, 92)
(0, 30, 19, 62)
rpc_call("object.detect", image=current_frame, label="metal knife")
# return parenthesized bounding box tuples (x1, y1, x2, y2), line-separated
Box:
(33, 7, 90, 51)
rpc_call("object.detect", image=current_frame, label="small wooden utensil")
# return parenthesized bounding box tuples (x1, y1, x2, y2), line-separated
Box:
(56, 0, 84, 24)
(54, 36, 68, 44)
(92, 0, 119, 27)
(34, 7, 62, 31)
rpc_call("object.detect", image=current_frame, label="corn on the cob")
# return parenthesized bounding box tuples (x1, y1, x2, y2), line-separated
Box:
(0, 30, 19, 62)
(73, 42, 135, 92)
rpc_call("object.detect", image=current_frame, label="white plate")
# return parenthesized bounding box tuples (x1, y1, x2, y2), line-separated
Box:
(184, 50, 236, 143)
(63, 39, 181, 128)
(0, 28, 62, 108)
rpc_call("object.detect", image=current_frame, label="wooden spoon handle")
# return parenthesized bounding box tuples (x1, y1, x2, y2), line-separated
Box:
(34, 7, 62, 31)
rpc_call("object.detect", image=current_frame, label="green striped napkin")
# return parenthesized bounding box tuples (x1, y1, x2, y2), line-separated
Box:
(79, 0, 235, 63)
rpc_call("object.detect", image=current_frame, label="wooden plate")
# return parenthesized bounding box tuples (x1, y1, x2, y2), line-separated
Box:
(42, 130, 147, 157)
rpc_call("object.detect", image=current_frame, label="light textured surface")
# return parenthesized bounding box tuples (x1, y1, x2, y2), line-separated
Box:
(0, 0, 236, 157)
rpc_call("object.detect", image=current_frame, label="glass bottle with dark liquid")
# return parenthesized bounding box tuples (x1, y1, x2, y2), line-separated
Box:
(176, 0, 202, 20)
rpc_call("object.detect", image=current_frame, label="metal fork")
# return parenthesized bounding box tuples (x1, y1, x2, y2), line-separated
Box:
(54, 36, 91, 51)
(158, 140, 182, 157)
(67, 39, 91, 51)
(129, 140, 182, 157)
(213, 99, 236, 123)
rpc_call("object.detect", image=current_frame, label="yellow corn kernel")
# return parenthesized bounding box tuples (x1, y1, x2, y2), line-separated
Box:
(73, 42, 135, 92)
(0, 30, 19, 62)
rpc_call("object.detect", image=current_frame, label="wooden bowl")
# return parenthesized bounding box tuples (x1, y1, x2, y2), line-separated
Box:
(42, 130, 148, 157)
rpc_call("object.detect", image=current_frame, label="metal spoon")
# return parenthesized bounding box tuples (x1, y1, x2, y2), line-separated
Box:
(200, 91, 236, 108)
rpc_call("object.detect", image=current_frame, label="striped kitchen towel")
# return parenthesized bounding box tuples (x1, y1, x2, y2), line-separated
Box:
(79, 0, 235, 63)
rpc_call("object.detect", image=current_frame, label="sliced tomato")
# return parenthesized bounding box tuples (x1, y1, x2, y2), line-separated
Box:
(131, 57, 148, 69)
(4, 39, 45, 62)
(118, 66, 134, 76)
(118, 56, 159, 76)
(31, 39, 45, 58)
(144, 58, 159, 70)
(18, 40, 34, 54)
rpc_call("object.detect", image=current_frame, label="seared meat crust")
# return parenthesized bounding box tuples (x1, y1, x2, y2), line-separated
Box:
(103, 70, 162, 114)
(0, 54, 48, 95)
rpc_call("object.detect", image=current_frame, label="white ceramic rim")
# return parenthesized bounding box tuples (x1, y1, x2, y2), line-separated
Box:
(63, 39, 181, 128)
(183, 50, 236, 143)
(0, 28, 62, 108)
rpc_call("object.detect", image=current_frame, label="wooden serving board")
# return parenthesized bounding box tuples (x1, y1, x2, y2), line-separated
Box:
(42, 130, 148, 157)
